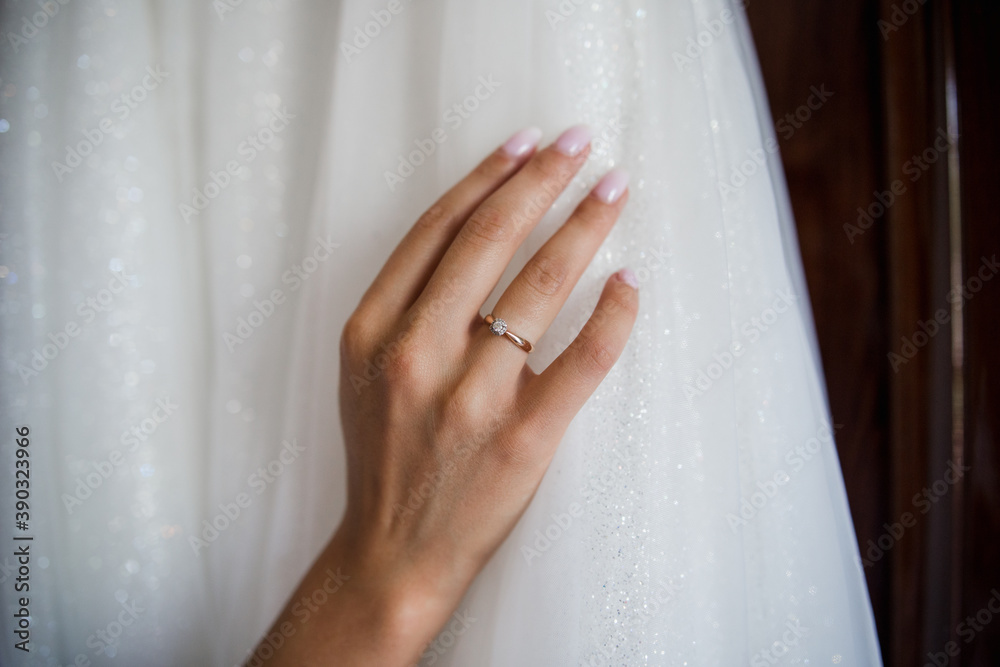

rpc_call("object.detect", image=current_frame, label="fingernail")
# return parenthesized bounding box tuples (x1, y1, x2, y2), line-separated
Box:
(592, 168, 630, 204)
(553, 124, 592, 157)
(501, 126, 543, 158)
(617, 268, 639, 289)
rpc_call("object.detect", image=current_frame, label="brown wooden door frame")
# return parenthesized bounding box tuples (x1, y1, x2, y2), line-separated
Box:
(881, 0, 949, 662)
(883, 1, 1000, 664)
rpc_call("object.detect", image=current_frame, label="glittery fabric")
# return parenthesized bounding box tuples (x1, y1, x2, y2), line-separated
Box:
(0, 1, 881, 665)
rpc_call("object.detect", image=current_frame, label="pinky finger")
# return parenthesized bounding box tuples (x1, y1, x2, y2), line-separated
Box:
(521, 269, 639, 441)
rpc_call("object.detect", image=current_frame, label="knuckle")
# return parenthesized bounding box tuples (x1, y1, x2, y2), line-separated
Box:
(598, 287, 639, 323)
(382, 346, 420, 384)
(341, 314, 431, 393)
(414, 202, 453, 234)
(521, 253, 568, 297)
(523, 154, 573, 204)
(340, 312, 376, 360)
(532, 149, 577, 185)
(576, 332, 618, 375)
(439, 373, 508, 435)
(473, 152, 513, 181)
(574, 197, 615, 230)
(462, 205, 510, 247)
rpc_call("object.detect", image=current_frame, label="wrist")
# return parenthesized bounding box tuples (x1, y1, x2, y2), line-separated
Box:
(323, 523, 466, 663)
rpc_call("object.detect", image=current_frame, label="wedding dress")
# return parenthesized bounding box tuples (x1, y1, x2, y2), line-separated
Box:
(0, 0, 882, 665)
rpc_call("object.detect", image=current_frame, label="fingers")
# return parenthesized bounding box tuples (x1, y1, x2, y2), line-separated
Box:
(520, 270, 639, 439)
(413, 125, 593, 330)
(477, 169, 630, 368)
(360, 127, 543, 328)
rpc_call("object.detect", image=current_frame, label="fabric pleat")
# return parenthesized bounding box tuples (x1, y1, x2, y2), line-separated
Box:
(0, 1, 881, 665)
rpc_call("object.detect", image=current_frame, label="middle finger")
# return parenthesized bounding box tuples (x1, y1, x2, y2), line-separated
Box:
(410, 125, 593, 330)
(479, 167, 630, 363)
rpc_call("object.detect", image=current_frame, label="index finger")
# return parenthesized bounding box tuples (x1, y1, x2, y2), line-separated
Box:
(359, 127, 544, 330)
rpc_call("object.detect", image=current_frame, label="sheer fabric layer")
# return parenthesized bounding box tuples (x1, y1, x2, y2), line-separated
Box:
(0, 1, 881, 665)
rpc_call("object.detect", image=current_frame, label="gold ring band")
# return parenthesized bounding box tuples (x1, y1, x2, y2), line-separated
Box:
(484, 314, 533, 353)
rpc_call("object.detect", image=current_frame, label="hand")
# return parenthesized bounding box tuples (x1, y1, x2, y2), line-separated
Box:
(252, 125, 638, 666)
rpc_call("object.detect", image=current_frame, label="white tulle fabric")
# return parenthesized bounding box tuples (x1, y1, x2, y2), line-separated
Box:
(0, 0, 882, 665)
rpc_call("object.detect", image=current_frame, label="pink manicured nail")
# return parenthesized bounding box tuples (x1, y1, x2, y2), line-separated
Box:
(501, 126, 543, 158)
(592, 168, 630, 204)
(553, 124, 592, 157)
(617, 268, 639, 289)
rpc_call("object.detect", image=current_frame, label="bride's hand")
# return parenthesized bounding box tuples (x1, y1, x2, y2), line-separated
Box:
(255, 125, 637, 666)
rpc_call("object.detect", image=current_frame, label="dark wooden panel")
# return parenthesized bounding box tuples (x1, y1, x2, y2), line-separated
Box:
(953, 2, 1000, 665)
(880, 1, 948, 663)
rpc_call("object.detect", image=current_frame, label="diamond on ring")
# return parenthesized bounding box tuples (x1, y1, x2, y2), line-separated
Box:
(484, 314, 532, 353)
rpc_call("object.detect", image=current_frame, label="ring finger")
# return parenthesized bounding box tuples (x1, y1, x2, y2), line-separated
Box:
(475, 168, 630, 370)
